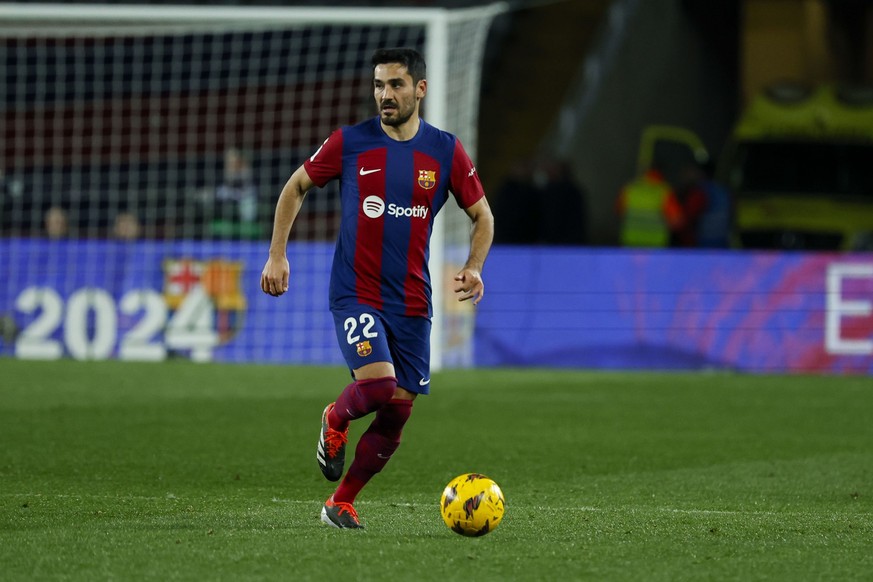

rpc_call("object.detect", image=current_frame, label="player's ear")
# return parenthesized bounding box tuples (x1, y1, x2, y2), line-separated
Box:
(416, 79, 427, 99)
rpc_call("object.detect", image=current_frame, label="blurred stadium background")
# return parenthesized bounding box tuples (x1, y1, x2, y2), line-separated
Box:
(1, 0, 872, 372)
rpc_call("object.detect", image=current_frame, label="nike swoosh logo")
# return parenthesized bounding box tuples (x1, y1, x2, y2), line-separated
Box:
(419, 378, 430, 386)
(377, 453, 391, 459)
(359, 167, 381, 176)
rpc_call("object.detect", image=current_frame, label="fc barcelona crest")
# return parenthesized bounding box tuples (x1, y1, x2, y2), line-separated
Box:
(356, 340, 373, 357)
(162, 258, 247, 347)
(418, 169, 436, 190)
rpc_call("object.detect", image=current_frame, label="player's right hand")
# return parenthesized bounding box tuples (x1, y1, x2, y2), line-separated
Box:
(261, 256, 290, 297)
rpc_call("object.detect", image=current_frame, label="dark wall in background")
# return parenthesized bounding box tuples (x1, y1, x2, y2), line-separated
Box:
(549, 0, 739, 245)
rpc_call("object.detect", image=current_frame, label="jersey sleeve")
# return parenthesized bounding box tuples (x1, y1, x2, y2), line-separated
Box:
(449, 138, 486, 209)
(303, 128, 343, 188)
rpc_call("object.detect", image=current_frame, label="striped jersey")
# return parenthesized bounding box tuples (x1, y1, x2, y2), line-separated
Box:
(304, 117, 485, 318)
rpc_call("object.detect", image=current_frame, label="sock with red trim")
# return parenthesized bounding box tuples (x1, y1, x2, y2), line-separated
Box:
(328, 376, 397, 432)
(332, 398, 413, 504)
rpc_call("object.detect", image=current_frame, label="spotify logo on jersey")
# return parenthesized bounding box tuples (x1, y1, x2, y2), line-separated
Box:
(362, 196, 385, 218)
(362, 195, 429, 220)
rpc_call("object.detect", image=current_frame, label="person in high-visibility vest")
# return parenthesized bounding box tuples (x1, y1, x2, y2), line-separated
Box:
(617, 168, 685, 247)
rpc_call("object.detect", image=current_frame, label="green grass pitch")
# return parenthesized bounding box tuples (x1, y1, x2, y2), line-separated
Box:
(1, 360, 872, 580)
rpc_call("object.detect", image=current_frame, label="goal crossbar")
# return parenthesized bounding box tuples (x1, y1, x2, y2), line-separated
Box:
(0, 3, 507, 31)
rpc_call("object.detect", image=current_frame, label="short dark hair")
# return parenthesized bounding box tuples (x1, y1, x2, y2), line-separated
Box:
(371, 48, 426, 84)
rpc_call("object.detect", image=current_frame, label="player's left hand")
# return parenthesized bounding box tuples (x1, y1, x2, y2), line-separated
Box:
(261, 255, 290, 297)
(453, 269, 484, 305)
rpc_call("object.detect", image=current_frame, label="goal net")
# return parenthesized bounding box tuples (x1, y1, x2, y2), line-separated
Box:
(0, 3, 504, 366)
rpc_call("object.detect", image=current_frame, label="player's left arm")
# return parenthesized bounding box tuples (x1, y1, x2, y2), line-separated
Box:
(454, 196, 494, 305)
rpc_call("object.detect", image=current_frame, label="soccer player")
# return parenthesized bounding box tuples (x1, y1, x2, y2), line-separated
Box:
(260, 47, 494, 529)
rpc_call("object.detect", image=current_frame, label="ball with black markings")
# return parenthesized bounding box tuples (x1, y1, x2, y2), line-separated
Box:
(439, 473, 505, 537)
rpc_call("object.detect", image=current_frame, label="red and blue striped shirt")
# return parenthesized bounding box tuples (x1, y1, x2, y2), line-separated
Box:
(304, 117, 485, 318)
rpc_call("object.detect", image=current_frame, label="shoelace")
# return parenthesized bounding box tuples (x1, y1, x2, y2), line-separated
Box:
(333, 500, 359, 520)
(323, 427, 348, 457)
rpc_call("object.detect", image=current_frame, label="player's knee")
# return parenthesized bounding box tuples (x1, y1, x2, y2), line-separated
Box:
(393, 385, 417, 400)
(355, 376, 397, 410)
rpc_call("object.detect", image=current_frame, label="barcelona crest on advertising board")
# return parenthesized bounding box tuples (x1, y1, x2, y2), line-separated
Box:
(163, 258, 246, 342)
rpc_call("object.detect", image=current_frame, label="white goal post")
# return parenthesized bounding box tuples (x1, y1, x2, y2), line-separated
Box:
(0, 2, 506, 369)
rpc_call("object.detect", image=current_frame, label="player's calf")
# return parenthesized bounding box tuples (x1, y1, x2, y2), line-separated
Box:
(332, 398, 414, 504)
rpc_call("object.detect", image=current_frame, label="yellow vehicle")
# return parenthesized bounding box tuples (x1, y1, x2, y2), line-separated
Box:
(721, 84, 873, 250)
(639, 85, 873, 250)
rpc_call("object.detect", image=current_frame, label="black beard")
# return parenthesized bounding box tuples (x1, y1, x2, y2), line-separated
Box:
(380, 107, 413, 127)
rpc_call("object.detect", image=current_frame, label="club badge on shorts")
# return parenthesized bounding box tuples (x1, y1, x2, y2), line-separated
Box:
(356, 340, 372, 357)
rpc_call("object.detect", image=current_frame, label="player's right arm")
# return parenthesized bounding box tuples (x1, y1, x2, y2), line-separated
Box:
(260, 165, 315, 297)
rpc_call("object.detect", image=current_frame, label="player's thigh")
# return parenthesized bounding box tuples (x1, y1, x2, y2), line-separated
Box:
(354, 361, 396, 381)
(383, 313, 431, 395)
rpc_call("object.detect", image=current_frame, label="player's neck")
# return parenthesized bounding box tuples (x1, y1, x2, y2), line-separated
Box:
(380, 115, 420, 142)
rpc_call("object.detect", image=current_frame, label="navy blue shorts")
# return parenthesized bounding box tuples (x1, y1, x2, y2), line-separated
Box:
(331, 304, 432, 395)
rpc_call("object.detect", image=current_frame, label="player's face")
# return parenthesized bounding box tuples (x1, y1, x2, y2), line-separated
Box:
(373, 63, 425, 127)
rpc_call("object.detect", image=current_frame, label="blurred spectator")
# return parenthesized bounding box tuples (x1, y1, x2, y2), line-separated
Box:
(694, 161, 733, 249)
(673, 162, 708, 247)
(617, 165, 684, 248)
(204, 147, 261, 239)
(494, 157, 589, 245)
(112, 211, 141, 241)
(673, 160, 733, 248)
(44, 206, 69, 239)
(0, 166, 24, 236)
(0, 167, 9, 235)
(534, 158, 588, 245)
(493, 159, 537, 244)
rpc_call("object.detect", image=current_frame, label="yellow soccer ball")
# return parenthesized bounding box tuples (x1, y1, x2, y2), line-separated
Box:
(439, 473, 505, 537)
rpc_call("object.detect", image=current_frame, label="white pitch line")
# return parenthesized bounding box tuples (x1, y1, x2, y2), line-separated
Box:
(4, 494, 866, 518)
